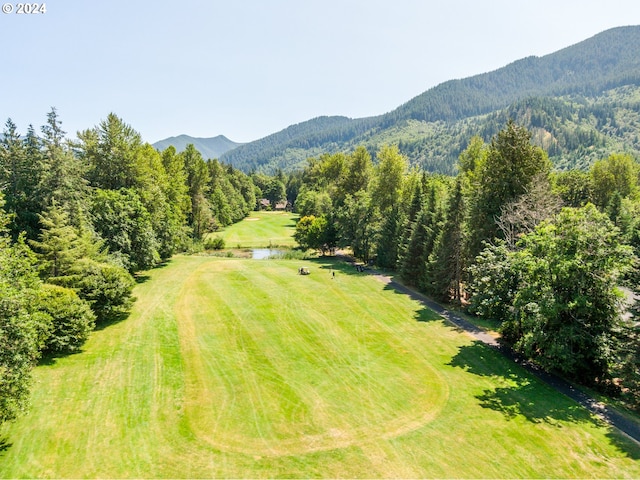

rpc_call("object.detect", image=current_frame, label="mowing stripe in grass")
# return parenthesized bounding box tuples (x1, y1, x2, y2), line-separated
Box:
(1, 255, 640, 478)
(174, 259, 449, 456)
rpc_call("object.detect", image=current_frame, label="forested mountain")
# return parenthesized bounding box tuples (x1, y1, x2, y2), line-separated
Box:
(152, 134, 243, 160)
(219, 25, 640, 174)
(220, 115, 381, 172)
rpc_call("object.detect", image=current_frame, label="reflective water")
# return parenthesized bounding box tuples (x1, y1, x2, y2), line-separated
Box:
(251, 249, 284, 259)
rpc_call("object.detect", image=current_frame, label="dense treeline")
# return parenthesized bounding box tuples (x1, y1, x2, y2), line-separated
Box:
(0, 110, 257, 429)
(293, 120, 640, 408)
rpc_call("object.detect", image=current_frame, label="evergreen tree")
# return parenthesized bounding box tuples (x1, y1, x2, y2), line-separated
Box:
(375, 205, 404, 269)
(466, 121, 551, 260)
(38, 109, 89, 226)
(79, 113, 142, 191)
(37, 284, 95, 354)
(72, 258, 135, 325)
(30, 199, 135, 325)
(400, 185, 442, 286)
(424, 179, 466, 303)
(0, 119, 42, 239)
(29, 202, 83, 283)
(397, 175, 424, 268)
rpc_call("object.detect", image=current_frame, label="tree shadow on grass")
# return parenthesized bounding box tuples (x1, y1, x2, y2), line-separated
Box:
(92, 310, 133, 332)
(0, 437, 12, 452)
(309, 257, 372, 277)
(450, 342, 640, 459)
(413, 305, 442, 323)
(135, 260, 170, 284)
(38, 348, 85, 366)
(135, 274, 151, 284)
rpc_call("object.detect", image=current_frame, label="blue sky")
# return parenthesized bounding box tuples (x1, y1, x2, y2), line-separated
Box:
(1, 0, 639, 144)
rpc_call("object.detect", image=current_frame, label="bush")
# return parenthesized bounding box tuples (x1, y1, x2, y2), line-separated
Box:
(74, 259, 135, 324)
(38, 284, 95, 353)
(204, 235, 225, 250)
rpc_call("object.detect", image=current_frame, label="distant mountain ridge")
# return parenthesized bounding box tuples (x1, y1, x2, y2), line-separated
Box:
(215, 25, 640, 173)
(152, 134, 243, 159)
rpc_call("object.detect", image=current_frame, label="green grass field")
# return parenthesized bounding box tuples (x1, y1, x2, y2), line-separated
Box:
(1, 213, 640, 477)
(213, 211, 298, 248)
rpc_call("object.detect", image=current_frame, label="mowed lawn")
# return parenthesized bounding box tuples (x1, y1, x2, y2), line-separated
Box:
(214, 210, 298, 248)
(1, 255, 639, 477)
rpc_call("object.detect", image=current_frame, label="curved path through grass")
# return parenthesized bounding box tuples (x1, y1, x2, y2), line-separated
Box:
(1, 255, 639, 478)
(175, 259, 448, 457)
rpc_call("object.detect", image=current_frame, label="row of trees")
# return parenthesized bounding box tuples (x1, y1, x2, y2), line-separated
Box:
(0, 110, 262, 428)
(293, 120, 640, 406)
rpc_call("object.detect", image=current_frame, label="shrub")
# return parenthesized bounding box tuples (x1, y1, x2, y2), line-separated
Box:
(204, 235, 225, 250)
(74, 259, 135, 324)
(38, 284, 95, 353)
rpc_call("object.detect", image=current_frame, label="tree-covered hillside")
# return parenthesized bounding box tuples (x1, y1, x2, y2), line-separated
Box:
(377, 85, 640, 174)
(387, 25, 640, 125)
(219, 115, 380, 172)
(219, 26, 640, 174)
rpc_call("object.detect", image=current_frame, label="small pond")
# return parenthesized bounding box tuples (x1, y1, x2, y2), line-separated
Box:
(252, 248, 284, 259)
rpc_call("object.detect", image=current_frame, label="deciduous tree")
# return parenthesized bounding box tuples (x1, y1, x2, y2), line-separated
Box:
(471, 204, 634, 385)
(90, 189, 159, 272)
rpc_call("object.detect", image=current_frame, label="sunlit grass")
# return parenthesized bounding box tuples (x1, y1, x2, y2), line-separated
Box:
(1, 253, 639, 478)
(213, 210, 298, 248)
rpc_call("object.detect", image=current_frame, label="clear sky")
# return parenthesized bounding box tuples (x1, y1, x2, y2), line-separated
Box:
(1, 0, 639, 144)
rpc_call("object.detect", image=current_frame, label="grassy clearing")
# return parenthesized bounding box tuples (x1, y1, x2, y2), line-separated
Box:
(1, 255, 639, 478)
(213, 211, 298, 248)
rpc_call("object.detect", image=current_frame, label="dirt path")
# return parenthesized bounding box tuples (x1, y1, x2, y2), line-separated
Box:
(368, 270, 640, 446)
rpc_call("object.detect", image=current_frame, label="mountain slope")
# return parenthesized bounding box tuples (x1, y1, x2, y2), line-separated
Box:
(386, 25, 640, 125)
(219, 115, 378, 172)
(219, 25, 640, 173)
(368, 86, 640, 174)
(152, 134, 243, 159)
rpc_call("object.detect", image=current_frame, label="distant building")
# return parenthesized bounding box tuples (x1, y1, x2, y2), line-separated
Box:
(259, 198, 271, 209)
